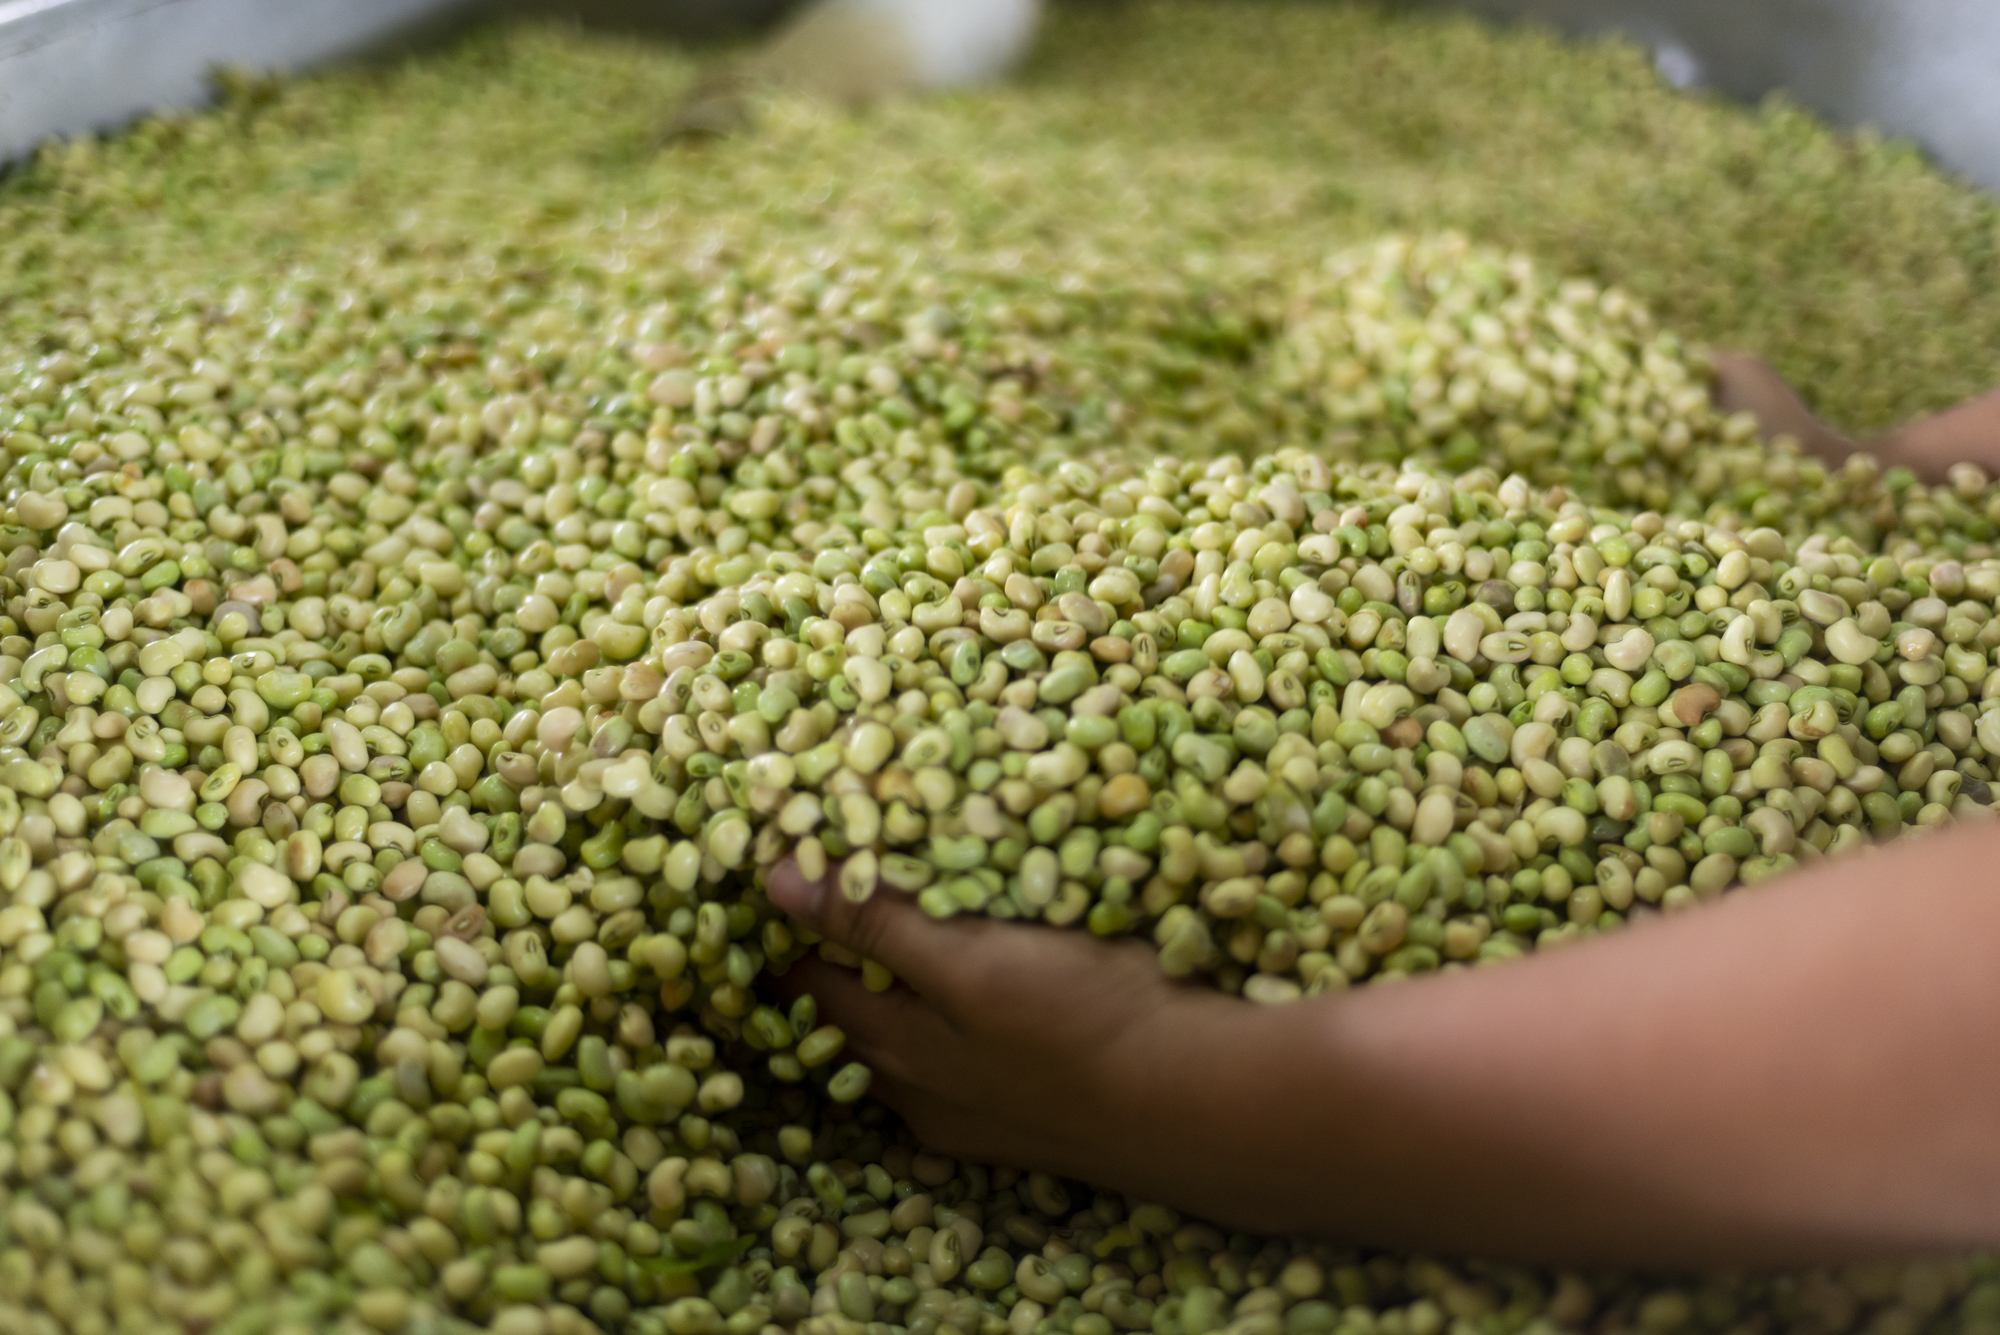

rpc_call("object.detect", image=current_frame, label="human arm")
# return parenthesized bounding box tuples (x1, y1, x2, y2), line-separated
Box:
(1710, 351, 2000, 483)
(1875, 388, 2000, 483)
(768, 818, 2000, 1269)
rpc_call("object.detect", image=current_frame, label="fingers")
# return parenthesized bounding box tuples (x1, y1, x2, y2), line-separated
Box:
(1708, 351, 1854, 463)
(777, 954, 953, 1087)
(863, 1068, 1057, 1173)
(765, 855, 985, 997)
(777, 952, 913, 1037)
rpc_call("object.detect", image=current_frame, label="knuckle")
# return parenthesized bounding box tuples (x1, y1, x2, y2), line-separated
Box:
(846, 902, 894, 959)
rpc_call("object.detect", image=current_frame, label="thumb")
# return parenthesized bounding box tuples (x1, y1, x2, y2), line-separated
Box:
(765, 854, 962, 995)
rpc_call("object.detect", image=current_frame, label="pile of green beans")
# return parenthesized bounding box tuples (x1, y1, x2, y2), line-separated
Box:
(3, 8, 2000, 1335)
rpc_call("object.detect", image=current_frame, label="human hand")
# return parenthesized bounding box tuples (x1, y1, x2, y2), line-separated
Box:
(762, 830, 2000, 1262)
(763, 857, 1302, 1226)
(1709, 350, 2000, 484)
(1707, 351, 1857, 465)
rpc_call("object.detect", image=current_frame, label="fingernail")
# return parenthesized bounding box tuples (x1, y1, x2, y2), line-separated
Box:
(767, 860, 825, 923)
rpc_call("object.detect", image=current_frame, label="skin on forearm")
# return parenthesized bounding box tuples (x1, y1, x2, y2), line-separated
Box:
(771, 821, 2000, 1269)
(1876, 388, 2000, 482)
(1233, 821, 2000, 1264)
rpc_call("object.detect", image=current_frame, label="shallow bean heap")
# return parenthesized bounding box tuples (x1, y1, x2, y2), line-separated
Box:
(1273, 236, 1902, 534)
(4, 8, 2000, 1335)
(715, 444, 2000, 1005)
